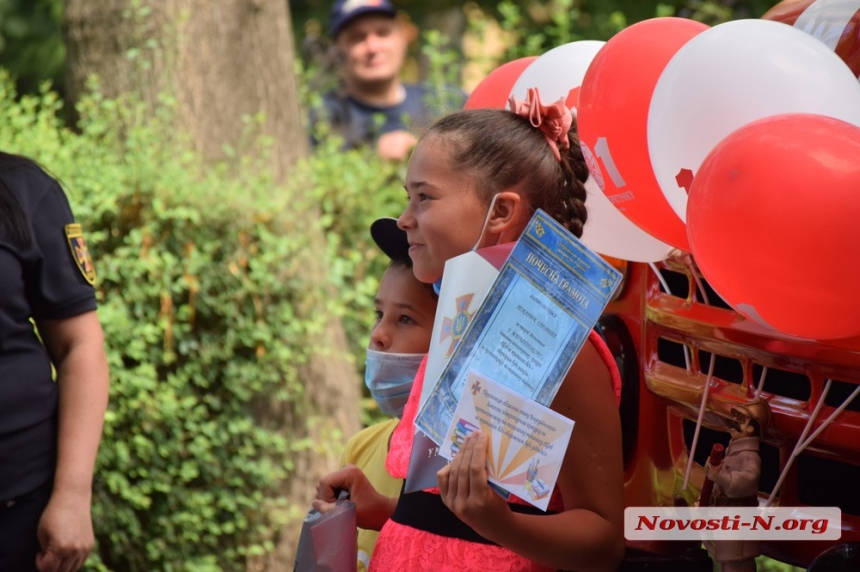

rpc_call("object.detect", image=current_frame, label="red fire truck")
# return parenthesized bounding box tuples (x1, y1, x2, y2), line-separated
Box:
(598, 257, 860, 569)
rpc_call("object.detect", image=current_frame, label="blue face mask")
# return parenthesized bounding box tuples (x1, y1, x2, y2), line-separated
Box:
(364, 348, 424, 418)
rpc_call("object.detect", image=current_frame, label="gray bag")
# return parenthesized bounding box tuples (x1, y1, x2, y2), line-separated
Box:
(294, 491, 357, 572)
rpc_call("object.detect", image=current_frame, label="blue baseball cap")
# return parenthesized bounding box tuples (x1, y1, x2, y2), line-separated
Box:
(329, 0, 398, 37)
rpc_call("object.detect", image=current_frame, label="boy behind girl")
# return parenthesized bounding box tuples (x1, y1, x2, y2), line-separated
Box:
(342, 218, 437, 571)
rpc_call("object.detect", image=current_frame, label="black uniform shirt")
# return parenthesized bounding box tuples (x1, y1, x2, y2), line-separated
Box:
(0, 159, 97, 500)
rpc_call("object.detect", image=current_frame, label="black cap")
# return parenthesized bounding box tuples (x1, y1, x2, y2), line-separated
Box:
(329, 0, 398, 37)
(370, 217, 409, 261)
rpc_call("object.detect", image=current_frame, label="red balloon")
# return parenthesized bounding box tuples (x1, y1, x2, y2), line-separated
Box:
(577, 17, 708, 251)
(465, 57, 537, 110)
(687, 113, 860, 340)
(763, 0, 860, 78)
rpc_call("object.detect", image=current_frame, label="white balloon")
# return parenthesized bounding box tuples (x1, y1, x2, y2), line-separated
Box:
(581, 175, 674, 262)
(509, 40, 605, 104)
(648, 19, 860, 223)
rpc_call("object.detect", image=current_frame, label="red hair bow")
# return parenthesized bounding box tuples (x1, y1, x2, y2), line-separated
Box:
(507, 87, 572, 162)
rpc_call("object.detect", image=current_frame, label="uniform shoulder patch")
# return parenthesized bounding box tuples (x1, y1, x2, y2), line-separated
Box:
(64, 223, 96, 285)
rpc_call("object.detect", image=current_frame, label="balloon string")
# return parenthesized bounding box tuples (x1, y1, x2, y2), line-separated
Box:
(649, 262, 691, 372)
(690, 266, 710, 306)
(754, 366, 768, 401)
(766, 380, 860, 507)
(682, 351, 716, 491)
(798, 382, 860, 450)
(765, 379, 831, 507)
(649, 261, 671, 293)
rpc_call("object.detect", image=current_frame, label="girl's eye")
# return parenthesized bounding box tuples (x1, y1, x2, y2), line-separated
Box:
(399, 315, 416, 325)
(374, 310, 383, 322)
(418, 193, 430, 201)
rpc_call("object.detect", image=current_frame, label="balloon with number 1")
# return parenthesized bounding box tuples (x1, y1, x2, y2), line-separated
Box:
(577, 17, 709, 252)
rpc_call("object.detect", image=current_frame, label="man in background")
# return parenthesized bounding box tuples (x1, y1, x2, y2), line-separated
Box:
(313, 0, 461, 160)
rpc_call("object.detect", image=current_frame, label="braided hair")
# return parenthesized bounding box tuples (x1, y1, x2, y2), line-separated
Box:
(423, 108, 588, 237)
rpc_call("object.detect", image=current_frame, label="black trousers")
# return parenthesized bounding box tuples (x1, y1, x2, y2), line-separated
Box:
(0, 481, 52, 572)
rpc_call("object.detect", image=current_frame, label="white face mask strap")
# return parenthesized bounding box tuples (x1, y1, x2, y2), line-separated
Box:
(471, 193, 500, 251)
(366, 348, 426, 361)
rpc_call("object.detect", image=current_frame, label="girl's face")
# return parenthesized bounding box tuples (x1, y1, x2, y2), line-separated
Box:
(369, 264, 436, 354)
(398, 137, 490, 283)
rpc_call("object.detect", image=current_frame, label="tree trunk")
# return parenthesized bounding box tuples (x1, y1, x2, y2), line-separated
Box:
(63, 0, 360, 568)
(63, 0, 310, 175)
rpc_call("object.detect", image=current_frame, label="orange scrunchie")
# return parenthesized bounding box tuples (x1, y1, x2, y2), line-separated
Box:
(507, 87, 572, 162)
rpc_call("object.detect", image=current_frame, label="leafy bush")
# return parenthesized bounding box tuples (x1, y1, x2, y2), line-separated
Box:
(0, 70, 398, 570)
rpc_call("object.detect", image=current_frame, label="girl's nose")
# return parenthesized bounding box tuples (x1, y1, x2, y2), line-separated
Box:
(397, 207, 414, 231)
(369, 322, 391, 351)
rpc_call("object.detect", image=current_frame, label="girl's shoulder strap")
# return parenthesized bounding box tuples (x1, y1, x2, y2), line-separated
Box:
(588, 329, 622, 407)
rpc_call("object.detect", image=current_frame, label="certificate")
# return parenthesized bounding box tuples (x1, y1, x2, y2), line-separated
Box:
(404, 244, 511, 494)
(415, 209, 622, 445)
(441, 371, 574, 511)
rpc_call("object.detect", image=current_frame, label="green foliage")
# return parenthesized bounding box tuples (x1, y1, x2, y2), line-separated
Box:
(450, 0, 776, 64)
(493, 0, 596, 59)
(0, 70, 353, 571)
(422, 29, 469, 117)
(0, 0, 65, 96)
(487, 0, 779, 62)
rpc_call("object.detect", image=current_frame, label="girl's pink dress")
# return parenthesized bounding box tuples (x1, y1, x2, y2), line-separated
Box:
(369, 331, 622, 572)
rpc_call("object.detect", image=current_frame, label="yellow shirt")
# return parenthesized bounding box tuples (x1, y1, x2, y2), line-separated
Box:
(341, 418, 403, 572)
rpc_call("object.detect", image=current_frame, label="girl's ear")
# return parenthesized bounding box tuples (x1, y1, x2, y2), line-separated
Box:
(486, 191, 526, 242)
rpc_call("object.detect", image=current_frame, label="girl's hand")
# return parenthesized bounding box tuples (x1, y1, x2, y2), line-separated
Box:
(313, 464, 396, 531)
(437, 432, 511, 539)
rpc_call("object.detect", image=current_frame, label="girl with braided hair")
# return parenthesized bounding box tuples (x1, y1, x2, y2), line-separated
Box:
(315, 90, 625, 572)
